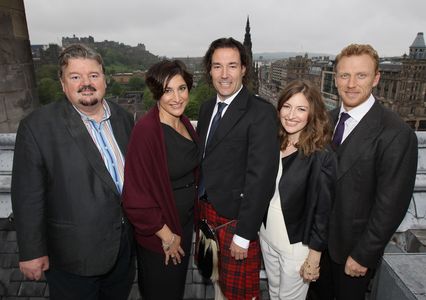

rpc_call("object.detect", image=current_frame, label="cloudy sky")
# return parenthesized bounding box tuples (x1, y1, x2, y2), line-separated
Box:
(24, 0, 426, 58)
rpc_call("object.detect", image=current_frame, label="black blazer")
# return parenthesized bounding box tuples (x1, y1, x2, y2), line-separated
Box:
(197, 87, 280, 240)
(265, 148, 336, 251)
(328, 100, 418, 269)
(11, 99, 134, 276)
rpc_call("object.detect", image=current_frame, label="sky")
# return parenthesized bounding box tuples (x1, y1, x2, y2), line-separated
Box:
(23, 0, 426, 58)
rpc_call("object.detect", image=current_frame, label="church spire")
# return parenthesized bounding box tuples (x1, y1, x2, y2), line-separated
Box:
(243, 16, 252, 59)
(242, 16, 258, 94)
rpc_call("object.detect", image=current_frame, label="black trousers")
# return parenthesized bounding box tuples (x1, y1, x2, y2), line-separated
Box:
(45, 226, 136, 300)
(308, 250, 374, 300)
(136, 220, 193, 300)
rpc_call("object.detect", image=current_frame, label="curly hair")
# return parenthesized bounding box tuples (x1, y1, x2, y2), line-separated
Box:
(145, 59, 193, 101)
(277, 80, 332, 156)
(335, 44, 379, 73)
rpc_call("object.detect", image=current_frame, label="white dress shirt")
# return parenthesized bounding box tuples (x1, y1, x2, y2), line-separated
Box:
(335, 94, 375, 143)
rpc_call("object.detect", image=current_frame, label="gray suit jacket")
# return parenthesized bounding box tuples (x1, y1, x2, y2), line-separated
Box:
(11, 99, 134, 276)
(328, 100, 418, 268)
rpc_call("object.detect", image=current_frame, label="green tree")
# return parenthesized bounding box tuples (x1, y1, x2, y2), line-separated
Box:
(110, 81, 123, 96)
(128, 76, 145, 91)
(186, 82, 216, 119)
(37, 78, 62, 105)
(142, 86, 155, 112)
(36, 64, 58, 80)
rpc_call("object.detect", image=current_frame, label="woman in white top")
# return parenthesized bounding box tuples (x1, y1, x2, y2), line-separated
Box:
(260, 79, 337, 300)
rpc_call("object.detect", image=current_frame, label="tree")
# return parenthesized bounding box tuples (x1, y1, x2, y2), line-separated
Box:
(37, 78, 62, 105)
(142, 86, 156, 112)
(36, 64, 58, 80)
(128, 76, 145, 91)
(110, 81, 123, 96)
(186, 82, 216, 119)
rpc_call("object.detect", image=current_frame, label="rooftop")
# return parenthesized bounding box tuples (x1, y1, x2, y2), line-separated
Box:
(0, 133, 425, 299)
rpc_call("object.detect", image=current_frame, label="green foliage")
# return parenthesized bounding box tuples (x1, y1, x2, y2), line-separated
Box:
(35, 62, 62, 105)
(94, 44, 159, 71)
(128, 76, 145, 91)
(36, 64, 58, 80)
(142, 86, 156, 111)
(37, 78, 62, 105)
(186, 81, 216, 119)
(110, 81, 123, 96)
(105, 64, 132, 75)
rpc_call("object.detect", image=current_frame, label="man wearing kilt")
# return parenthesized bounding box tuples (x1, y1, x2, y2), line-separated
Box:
(197, 37, 279, 299)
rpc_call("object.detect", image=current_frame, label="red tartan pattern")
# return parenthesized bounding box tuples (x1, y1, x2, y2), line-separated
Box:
(198, 201, 261, 300)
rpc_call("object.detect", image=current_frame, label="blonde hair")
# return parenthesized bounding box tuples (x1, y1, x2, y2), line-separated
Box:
(335, 44, 379, 73)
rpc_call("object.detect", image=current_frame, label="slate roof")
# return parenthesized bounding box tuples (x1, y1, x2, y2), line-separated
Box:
(1, 132, 425, 299)
(410, 32, 426, 49)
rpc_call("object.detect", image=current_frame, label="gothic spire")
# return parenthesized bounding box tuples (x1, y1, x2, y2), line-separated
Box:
(243, 16, 252, 59)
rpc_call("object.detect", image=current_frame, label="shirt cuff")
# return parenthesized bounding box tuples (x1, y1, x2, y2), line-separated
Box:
(232, 234, 250, 249)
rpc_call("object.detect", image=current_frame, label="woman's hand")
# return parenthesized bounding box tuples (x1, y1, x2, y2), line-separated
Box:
(156, 224, 185, 266)
(162, 233, 185, 265)
(299, 249, 321, 283)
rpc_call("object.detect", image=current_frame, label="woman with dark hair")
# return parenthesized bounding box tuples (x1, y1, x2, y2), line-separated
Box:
(259, 79, 337, 300)
(123, 60, 198, 299)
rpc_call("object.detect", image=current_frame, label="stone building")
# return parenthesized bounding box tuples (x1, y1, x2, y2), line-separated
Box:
(259, 55, 327, 106)
(375, 32, 426, 130)
(0, 0, 38, 133)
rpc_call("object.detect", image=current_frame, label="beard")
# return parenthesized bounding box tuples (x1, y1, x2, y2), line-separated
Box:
(79, 97, 99, 106)
(77, 85, 100, 106)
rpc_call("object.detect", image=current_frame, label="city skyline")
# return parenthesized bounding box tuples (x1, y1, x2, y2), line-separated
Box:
(23, 0, 426, 58)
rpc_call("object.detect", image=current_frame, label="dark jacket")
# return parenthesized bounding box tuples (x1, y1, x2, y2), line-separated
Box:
(197, 86, 280, 240)
(328, 101, 418, 269)
(265, 148, 336, 251)
(11, 99, 134, 276)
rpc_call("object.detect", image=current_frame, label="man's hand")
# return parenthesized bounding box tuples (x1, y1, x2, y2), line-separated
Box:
(230, 241, 248, 260)
(344, 256, 368, 277)
(19, 256, 49, 280)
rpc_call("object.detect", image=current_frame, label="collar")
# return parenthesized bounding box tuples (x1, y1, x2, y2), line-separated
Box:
(215, 85, 244, 106)
(73, 99, 110, 122)
(339, 94, 375, 122)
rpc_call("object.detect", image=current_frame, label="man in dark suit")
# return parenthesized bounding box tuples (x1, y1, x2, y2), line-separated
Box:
(11, 44, 135, 300)
(309, 44, 418, 300)
(197, 37, 279, 299)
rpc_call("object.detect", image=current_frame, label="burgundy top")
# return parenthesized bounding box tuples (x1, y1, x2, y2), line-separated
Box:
(123, 104, 198, 254)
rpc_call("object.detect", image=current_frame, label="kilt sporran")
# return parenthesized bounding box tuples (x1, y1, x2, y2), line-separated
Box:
(196, 219, 235, 281)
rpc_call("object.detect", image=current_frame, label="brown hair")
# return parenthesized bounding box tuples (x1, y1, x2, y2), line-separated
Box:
(145, 60, 193, 101)
(335, 44, 379, 73)
(58, 44, 105, 78)
(203, 37, 251, 85)
(277, 79, 332, 156)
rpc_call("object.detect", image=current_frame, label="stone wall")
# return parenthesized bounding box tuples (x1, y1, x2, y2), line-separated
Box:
(0, 0, 38, 133)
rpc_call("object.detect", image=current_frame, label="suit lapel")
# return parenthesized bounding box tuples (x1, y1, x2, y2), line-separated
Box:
(198, 98, 216, 155)
(336, 102, 383, 180)
(62, 100, 120, 196)
(205, 87, 249, 153)
(108, 103, 128, 156)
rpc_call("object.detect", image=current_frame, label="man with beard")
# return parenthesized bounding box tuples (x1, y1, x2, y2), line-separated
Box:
(11, 44, 135, 300)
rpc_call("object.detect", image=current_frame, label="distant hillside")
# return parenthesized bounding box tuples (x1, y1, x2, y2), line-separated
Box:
(254, 52, 335, 60)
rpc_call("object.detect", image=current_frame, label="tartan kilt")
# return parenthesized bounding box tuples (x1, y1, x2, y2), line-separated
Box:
(198, 201, 261, 300)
